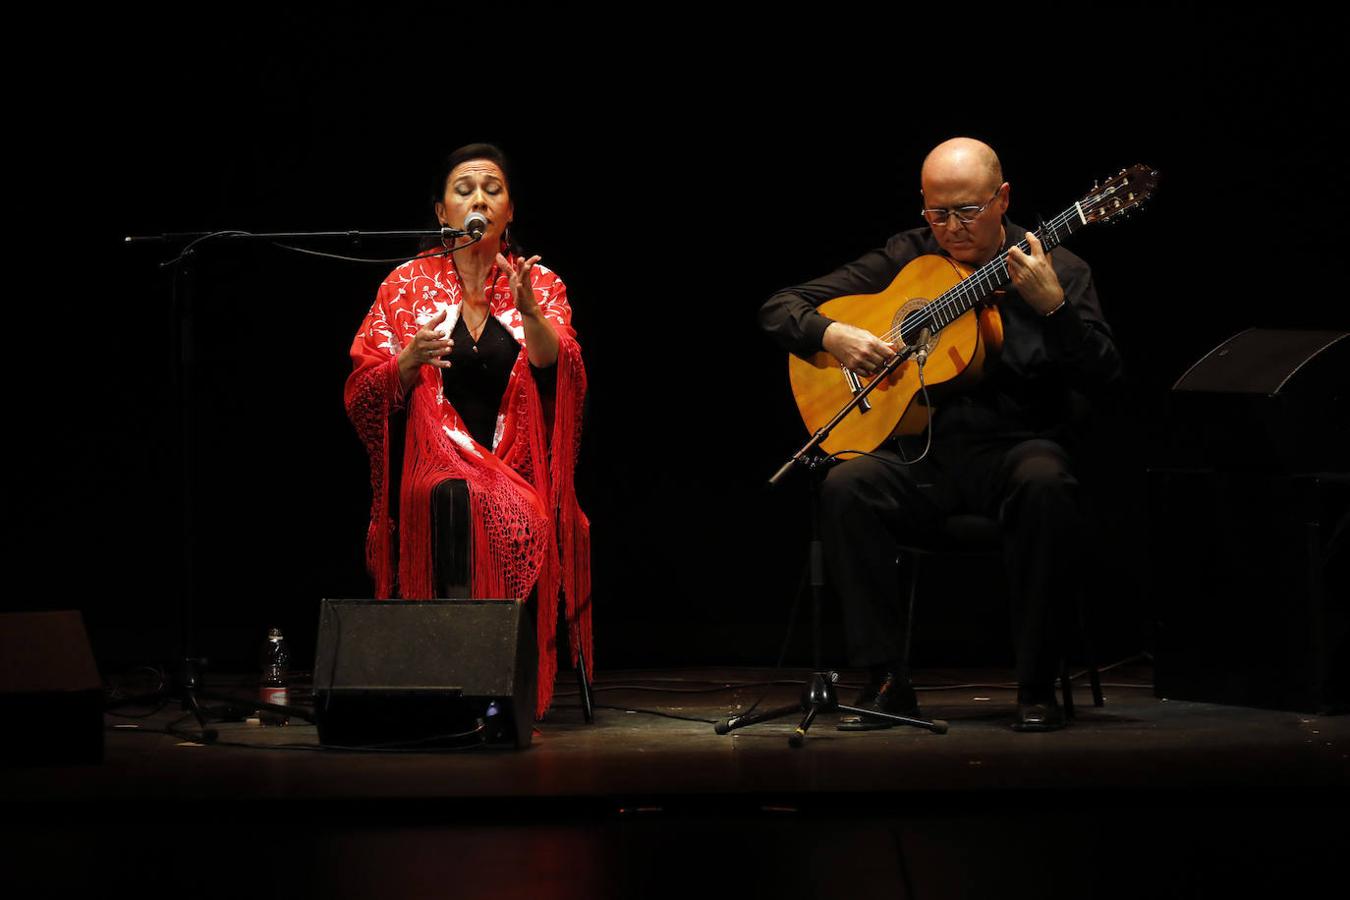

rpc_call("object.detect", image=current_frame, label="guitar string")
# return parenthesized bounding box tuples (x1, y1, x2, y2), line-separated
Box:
(875, 205, 1079, 346)
(902, 208, 1075, 337)
(878, 176, 1142, 345)
(878, 209, 1076, 344)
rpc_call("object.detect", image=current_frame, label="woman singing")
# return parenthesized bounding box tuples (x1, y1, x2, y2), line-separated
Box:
(345, 144, 590, 717)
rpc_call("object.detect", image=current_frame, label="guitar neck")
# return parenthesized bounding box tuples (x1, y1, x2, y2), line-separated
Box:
(905, 202, 1087, 340)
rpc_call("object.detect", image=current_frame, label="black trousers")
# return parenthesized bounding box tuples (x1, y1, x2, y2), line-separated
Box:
(818, 435, 1084, 687)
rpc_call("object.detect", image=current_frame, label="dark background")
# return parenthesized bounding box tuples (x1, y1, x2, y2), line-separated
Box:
(17, 8, 1346, 676)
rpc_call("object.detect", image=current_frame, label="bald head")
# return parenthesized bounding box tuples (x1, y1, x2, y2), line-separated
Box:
(919, 137, 1009, 265)
(921, 138, 1003, 193)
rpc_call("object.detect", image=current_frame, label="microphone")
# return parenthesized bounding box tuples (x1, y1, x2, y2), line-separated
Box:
(914, 327, 932, 365)
(463, 212, 488, 239)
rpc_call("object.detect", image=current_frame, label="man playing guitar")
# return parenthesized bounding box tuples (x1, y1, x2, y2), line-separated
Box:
(759, 138, 1125, 732)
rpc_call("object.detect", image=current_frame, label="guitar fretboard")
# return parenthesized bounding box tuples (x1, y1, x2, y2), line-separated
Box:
(891, 201, 1086, 345)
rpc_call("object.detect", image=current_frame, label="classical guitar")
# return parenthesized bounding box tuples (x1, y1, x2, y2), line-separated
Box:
(788, 164, 1158, 457)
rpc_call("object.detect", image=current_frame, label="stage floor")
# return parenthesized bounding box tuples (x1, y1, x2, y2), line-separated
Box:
(6, 663, 1347, 899)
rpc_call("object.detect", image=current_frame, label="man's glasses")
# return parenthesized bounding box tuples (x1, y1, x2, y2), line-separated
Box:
(920, 187, 1002, 226)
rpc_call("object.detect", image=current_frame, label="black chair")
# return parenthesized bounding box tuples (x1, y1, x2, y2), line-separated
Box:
(896, 513, 1104, 719)
(430, 478, 473, 599)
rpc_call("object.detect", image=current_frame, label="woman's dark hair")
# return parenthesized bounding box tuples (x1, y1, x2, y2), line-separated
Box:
(435, 142, 514, 201)
(425, 142, 524, 255)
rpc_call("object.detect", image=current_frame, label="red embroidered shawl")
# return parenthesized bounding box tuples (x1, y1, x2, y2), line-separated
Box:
(345, 250, 590, 717)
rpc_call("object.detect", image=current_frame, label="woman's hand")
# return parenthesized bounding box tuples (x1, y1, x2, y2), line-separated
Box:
(498, 253, 542, 317)
(497, 253, 559, 367)
(397, 308, 453, 389)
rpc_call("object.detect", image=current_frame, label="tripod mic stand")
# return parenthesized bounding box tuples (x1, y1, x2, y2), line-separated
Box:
(717, 671, 946, 747)
(720, 345, 948, 747)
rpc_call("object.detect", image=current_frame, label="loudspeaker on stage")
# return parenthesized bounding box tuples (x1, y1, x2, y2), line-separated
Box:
(313, 599, 537, 749)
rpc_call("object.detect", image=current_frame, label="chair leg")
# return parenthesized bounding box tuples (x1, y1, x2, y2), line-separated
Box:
(1077, 590, 1105, 708)
(1058, 614, 1105, 719)
(573, 622, 594, 724)
(1059, 658, 1076, 721)
(902, 551, 920, 669)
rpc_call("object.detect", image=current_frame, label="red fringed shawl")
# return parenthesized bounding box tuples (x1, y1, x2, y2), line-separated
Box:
(344, 251, 590, 718)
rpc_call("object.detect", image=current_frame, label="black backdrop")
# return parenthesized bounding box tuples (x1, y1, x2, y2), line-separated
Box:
(21, 8, 1346, 675)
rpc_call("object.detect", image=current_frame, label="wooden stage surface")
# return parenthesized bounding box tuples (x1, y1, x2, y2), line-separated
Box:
(5, 663, 1346, 899)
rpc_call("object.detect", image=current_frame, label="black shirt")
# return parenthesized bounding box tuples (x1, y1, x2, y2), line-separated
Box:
(442, 314, 556, 450)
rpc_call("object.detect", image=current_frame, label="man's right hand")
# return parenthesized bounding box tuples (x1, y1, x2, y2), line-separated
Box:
(821, 321, 897, 378)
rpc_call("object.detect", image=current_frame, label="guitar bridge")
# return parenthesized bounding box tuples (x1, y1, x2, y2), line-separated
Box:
(842, 367, 871, 413)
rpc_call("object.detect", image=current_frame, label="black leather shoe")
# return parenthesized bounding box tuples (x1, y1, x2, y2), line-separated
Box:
(851, 679, 882, 709)
(837, 672, 921, 731)
(1012, 700, 1066, 732)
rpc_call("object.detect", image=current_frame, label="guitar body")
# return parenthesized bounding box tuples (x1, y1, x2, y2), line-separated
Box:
(787, 254, 1005, 457)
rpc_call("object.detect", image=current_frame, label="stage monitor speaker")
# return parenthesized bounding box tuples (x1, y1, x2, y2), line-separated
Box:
(0, 611, 104, 764)
(1149, 470, 1349, 713)
(1169, 328, 1348, 472)
(313, 599, 536, 749)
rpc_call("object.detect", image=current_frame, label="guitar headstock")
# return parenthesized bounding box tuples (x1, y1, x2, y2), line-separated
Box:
(1078, 164, 1159, 224)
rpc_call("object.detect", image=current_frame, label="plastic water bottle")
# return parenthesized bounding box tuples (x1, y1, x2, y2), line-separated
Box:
(259, 627, 290, 724)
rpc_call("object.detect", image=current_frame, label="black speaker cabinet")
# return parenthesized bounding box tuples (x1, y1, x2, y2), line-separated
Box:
(313, 599, 537, 749)
(1152, 329, 1349, 712)
(0, 611, 104, 764)
(1149, 471, 1349, 713)
(1170, 328, 1348, 471)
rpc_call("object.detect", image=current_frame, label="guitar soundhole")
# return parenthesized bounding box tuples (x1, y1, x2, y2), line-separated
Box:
(895, 301, 939, 354)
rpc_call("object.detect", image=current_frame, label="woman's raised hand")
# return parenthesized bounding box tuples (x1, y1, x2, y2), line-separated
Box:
(498, 253, 542, 316)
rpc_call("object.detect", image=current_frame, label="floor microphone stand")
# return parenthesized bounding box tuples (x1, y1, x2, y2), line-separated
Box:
(125, 228, 461, 737)
(721, 346, 948, 746)
(717, 671, 946, 747)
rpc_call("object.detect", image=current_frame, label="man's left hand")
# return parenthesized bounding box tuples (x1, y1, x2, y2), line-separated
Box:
(1007, 232, 1065, 315)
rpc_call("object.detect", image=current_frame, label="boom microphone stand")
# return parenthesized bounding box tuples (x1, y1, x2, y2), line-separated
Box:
(123, 227, 469, 735)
